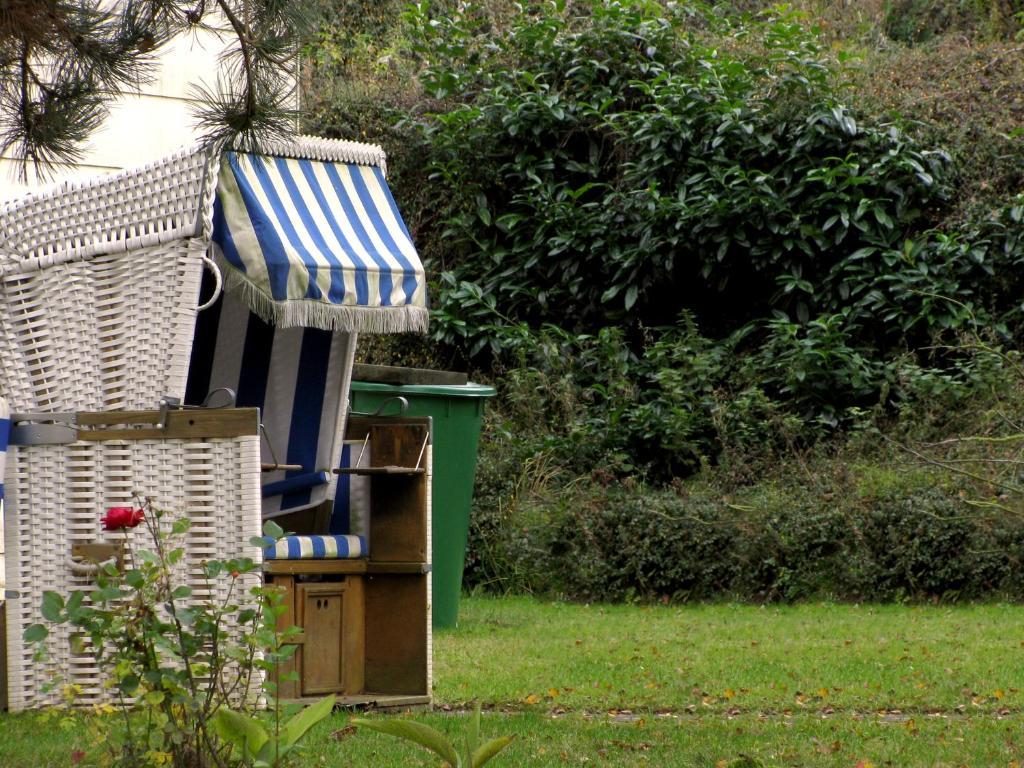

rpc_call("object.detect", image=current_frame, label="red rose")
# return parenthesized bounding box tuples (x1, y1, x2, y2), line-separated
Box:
(101, 506, 144, 531)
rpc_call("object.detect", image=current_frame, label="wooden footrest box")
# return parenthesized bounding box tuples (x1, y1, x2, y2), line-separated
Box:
(265, 416, 432, 705)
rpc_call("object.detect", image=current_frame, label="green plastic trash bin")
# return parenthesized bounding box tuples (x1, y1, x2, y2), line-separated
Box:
(349, 377, 496, 628)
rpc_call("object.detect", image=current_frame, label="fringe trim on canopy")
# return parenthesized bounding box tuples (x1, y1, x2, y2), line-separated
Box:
(217, 254, 429, 334)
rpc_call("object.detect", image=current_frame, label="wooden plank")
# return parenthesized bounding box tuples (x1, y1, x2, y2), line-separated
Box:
(364, 574, 428, 695)
(1, 601, 7, 711)
(299, 583, 347, 695)
(369, 475, 427, 563)
(295, 578, 365, 696)
(343, 576, 365, 695)
(279, 694, 431, 709)
(344, 416, 431, 443)
(263, 560, 367, 576)
(333, 466, 425, 476)
(369, 424, 428, 564)
(353, 364, 468, 387)
(76, 408, 259, 441)
(365, 562, 430, 575)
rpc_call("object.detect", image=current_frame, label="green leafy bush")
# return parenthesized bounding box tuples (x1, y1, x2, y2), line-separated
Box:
(399, 1, 963, 356)
(849, 489, 1008, 599)
(465, 469, 1024, 603)
(307, 0, 1024, 481)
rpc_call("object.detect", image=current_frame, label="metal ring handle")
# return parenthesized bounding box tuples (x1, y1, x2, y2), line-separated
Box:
(196, 254, 223, 311)
(66, 556, 117, 576)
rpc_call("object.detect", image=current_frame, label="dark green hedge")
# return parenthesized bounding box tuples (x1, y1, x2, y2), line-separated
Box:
(464, 480, 1024, 603)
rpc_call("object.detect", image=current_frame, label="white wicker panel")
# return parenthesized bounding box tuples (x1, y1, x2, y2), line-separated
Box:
(3, 433, 261, 711)
(0, 145, 213, 263)
(0, 237, 206, 412)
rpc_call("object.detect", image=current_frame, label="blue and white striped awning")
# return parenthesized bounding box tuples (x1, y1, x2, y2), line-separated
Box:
(212, 149, 428, 333)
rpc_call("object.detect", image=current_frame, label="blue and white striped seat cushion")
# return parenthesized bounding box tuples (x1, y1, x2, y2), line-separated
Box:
(264, 534, 366, 560)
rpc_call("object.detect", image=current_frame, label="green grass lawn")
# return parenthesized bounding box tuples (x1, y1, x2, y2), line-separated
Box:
(2, 596, 1023, 767)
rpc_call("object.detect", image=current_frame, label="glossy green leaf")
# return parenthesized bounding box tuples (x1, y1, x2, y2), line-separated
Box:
(40, 591, 64, 622)
(353, 718, 461, 767)
(212, 708, 269, 759)
(471, 735, 515, 767)
(281, 694, 335, 747)
(23, 623, 48, 643)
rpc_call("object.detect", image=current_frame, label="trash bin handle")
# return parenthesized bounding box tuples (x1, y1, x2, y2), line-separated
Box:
(368, 396, 409, 417)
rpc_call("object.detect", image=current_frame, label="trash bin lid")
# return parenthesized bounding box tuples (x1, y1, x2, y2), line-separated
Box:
(349, 380, 496, 398)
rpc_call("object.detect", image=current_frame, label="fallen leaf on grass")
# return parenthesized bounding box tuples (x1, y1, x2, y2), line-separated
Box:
(523, 693, 541, 705)
(715, 757, 762, 768)
(812, 739, 841, 755)
(608, 739, 651, 752)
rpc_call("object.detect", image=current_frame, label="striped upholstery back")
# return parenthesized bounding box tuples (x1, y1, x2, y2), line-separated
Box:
(332, 441, 371, 539)
(186, 282, 356, 518)
(0, 396, 8, 503)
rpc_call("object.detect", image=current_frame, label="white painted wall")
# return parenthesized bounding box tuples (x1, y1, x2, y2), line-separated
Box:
(0, 22, 235, 202)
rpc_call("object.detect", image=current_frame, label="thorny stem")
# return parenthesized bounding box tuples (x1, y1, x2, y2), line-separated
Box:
(115, 687, 136, 763)
(923, 434, 1024, 447)
(138, 496, 229, 768)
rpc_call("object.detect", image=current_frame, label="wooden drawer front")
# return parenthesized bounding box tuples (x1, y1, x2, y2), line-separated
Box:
(296, 579, 365, 696)
(298, 583, 347, 695)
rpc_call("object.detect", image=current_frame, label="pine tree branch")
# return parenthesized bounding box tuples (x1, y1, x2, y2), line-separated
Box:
(214, 0, 257, 120)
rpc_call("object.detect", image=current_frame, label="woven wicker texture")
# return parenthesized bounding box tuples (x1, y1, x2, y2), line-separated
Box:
(0, 145, 213, 262)
(0, 143, 217, 412)
(0, 238, 206, 411)
(252, 134, 386, 172)
(2, 433, 261, 711)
